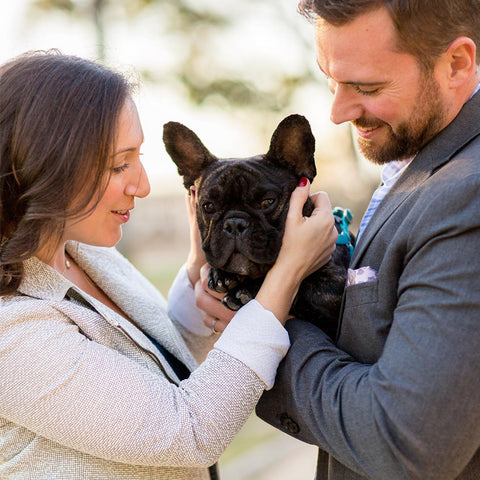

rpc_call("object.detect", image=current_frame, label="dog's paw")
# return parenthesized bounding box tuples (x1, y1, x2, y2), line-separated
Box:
(208, 269, 260, 311)
(208, 268, 240, 293)
(222, 288, 253, 311)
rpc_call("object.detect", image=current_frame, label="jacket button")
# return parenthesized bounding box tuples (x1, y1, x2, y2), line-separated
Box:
(279, 413, 300, 434)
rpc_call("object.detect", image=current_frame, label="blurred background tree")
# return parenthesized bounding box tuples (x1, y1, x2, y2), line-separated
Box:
(26, 0, 377, 217)
(30, 0, 319, 112)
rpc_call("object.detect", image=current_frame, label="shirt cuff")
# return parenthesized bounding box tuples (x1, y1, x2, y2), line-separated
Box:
(167, 264, 212, 337)
(214, 300, 290, 389)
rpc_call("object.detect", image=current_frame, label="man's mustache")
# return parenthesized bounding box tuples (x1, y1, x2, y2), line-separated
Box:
(352, 118, 388, 129)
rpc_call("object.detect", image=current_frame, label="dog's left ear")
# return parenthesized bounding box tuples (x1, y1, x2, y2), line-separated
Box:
(265, 114, 316, 181)
(163, 121, 217, 189)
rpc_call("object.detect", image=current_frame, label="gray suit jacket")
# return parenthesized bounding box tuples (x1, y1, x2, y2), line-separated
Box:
(257, 92, 480, 480)
(0, 242, 266, 479)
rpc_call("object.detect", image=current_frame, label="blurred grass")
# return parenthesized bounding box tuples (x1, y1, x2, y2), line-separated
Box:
(220, 413, 280, 464)
(141, 265, 181, 299)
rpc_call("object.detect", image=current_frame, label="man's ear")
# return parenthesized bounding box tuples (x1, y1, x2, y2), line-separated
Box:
(443, 36, 477, 88)
(265, 114, 317, 182)
(163, 122, 217, 189)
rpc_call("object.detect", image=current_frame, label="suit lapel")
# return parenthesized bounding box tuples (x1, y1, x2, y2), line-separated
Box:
(350, 156, 431, 267)
(350, 91, 480, 268)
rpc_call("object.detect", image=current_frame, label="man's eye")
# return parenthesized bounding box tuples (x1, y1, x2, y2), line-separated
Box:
(202, 202, 215, 214)
(353, 85, 380, 96)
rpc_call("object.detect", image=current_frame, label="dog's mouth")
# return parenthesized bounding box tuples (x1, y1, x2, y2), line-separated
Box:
(203, 216, 280, 277)
(219, 253, 269, 278)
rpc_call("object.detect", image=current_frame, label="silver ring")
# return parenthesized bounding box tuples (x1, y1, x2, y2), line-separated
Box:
(211, 319, 220, 335)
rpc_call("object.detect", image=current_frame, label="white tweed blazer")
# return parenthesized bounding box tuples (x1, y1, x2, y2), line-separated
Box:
(0, 241, 268, 479)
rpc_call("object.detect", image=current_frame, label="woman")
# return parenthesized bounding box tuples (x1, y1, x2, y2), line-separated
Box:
(0, 50, 337, 479)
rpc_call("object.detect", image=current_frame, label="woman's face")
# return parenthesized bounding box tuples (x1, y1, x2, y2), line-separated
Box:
(65, 97, 150, 247)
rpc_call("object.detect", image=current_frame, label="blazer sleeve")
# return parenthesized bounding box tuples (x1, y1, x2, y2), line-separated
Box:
(257, 174, 480, 480)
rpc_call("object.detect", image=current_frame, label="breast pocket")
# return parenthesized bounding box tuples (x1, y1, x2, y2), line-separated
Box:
(338, 280, 387, 363)
(344, 279, 379, 307)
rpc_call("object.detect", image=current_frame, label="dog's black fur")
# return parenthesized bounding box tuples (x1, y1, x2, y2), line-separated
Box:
(163, 114, 353, 338)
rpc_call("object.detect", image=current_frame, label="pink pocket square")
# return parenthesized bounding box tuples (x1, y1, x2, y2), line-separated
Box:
(347, 266, 377, 286)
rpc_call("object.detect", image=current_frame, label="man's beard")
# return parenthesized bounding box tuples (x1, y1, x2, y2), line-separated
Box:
(355, 73, 446, 165)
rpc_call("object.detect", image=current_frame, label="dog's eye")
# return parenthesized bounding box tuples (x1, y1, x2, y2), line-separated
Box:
(260, 198, 276, 209)
(202, 201, 215, 214)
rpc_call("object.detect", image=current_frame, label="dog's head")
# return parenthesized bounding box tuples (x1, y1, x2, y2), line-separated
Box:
(163, 114, 316, 278)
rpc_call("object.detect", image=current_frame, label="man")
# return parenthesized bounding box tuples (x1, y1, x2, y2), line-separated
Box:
(255, 1, 480, 480)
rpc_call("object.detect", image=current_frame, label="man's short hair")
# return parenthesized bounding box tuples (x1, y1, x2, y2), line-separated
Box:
(298, 0, 480, 70)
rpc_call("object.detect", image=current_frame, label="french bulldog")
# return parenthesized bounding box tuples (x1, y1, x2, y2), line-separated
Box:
(163, 114, 354, 338)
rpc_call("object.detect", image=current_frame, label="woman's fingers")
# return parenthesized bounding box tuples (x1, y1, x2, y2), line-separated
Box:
(185, 187, 206, 285)
(194, 264, 235, 332)
(279, 181, 337, 278)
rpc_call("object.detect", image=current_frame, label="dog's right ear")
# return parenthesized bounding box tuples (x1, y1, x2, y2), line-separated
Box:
(163, 122, 217, 189)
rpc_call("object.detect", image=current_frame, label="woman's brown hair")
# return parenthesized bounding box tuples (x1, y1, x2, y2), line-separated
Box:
(0, 50, 132, 294)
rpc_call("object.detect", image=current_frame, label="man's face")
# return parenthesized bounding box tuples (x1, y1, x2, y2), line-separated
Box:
(315, 7, 448, 164)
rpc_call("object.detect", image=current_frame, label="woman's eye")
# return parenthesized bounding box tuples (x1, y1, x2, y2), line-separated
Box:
(202, 201, 215, 214)
(111, 152, 142, 174)
(112, 163, 129, 174)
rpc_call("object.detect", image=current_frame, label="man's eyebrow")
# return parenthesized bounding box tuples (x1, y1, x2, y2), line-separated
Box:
(316, 60, 384, 87)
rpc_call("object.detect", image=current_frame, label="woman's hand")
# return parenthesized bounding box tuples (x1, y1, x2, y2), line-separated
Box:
(194, 264, 235, 335)
(276, 179, 337, 279)
(185, 187, 207, 286)
(255, 178, 338, 324)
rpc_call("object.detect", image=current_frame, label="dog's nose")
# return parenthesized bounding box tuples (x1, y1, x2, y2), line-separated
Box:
(223, 218, 249, 236)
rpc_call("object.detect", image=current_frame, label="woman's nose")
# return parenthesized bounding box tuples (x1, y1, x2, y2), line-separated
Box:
(126, 163, 150, 198)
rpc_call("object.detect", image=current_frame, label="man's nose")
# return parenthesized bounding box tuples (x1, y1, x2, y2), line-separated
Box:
(329, 84, 364, 125)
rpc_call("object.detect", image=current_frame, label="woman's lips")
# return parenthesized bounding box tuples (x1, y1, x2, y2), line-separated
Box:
(112, 209, 130, 222)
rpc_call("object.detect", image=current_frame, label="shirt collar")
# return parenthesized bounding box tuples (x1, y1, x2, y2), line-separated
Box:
(469, 81, 480, 99)
(381, 158, 412, 187)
